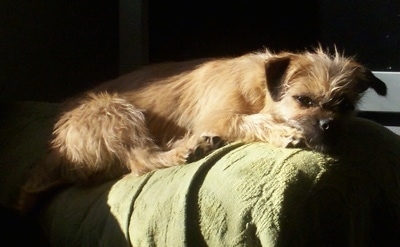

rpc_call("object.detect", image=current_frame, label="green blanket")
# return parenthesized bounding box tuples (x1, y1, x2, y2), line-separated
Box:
(1, 102, 400, 246)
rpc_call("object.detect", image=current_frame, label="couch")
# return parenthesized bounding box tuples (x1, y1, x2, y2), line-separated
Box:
(1, 101, 400, 246)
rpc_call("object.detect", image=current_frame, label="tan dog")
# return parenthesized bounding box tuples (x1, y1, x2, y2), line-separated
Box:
(17, 47, 387, 212)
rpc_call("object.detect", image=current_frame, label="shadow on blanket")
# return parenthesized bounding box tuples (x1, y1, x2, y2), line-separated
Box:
(1, 101, 400, 246)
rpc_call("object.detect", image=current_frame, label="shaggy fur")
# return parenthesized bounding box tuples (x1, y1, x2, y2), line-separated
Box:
(16, 47, 387, 212)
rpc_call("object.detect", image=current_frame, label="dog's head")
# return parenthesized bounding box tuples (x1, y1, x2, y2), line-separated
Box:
(263, 48, 387, 152)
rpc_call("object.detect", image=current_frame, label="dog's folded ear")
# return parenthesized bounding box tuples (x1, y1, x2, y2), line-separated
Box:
(265, 56, 291, 101)
(359, 69, 387, 96)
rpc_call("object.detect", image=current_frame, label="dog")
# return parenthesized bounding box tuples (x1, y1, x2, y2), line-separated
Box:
(16, 47, 387, 213)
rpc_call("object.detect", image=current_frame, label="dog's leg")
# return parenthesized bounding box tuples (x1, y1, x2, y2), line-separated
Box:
(236, 114, 305, 147)
(185, 135, 226, 163)
(15, 151, 68, 214)
(206, 113, 305, 148)
(51, 92, 224, 177)
(19, 93, 226, 207)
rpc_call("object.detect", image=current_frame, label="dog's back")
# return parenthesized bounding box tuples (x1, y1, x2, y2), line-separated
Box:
(93, 53, 271, 139)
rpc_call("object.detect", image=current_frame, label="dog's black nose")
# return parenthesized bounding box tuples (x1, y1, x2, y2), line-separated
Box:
(319, 119, 333, 131)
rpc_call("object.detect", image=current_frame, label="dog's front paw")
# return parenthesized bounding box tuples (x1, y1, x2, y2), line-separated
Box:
(283, 128, 306, 148)
(186, 134, 226, 163)
(268, 125, 305, 148)
(285, 135, 304, 148)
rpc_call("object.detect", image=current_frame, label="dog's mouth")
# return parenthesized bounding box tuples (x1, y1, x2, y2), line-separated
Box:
(290, 118, 347, 153)
(304, 131, 340, 153)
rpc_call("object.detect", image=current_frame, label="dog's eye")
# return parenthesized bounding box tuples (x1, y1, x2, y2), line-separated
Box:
(293, 95, 315, 108)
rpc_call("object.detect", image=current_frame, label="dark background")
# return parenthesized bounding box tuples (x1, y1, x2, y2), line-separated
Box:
(2, 0, 399, 102)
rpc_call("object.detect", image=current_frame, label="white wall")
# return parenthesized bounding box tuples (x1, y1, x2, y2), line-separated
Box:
(359, 72, 400, 134)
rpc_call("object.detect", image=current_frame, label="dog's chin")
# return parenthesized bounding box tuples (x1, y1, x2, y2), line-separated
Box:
(302, 129, 343, 154)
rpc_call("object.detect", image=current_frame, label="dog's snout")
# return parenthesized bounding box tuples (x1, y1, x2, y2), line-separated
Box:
(319, 119, 333, 131)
